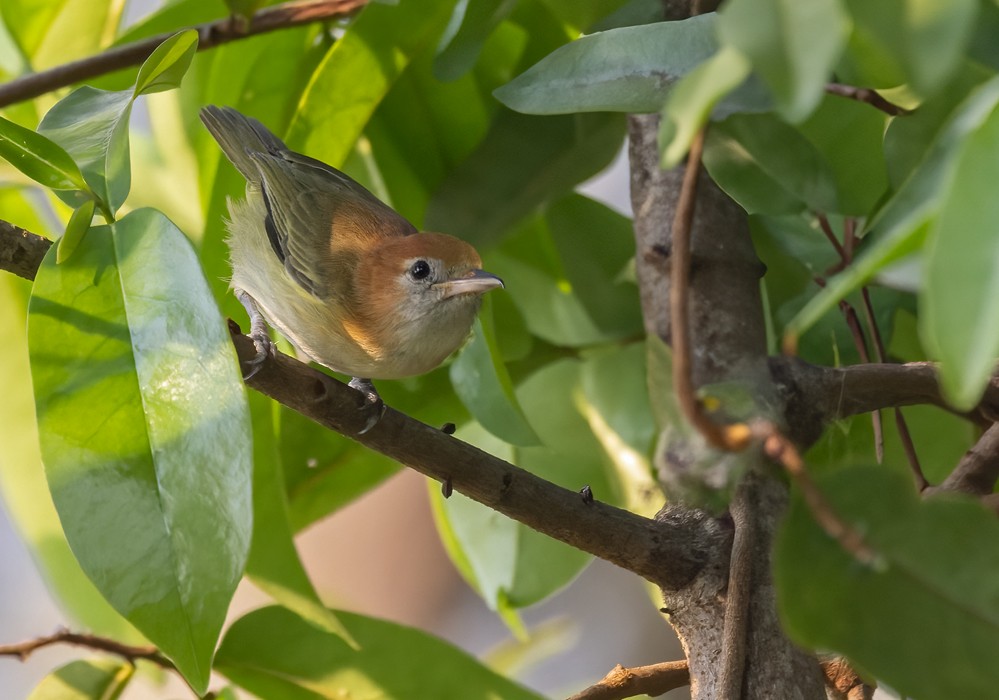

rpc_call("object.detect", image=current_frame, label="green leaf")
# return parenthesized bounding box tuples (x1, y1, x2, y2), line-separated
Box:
(216, 605, 545, 700)
(0, 115, 89, 191)
(28, 659, 133, 700)
(922, 102, 999, 408)
(56, 199, 96, 264)
(434, 0, 518, 81)
(450, 308, 540, 446)
(426, 110, 625, 248)
(4, 0, 123, 71)
(494, 14, 720, 114)
(704, 113, 840, 215)
(27, 209, 253, 693)
(783, 75, 999, 346)
(287, 0, 454, 166)
(244, 393, 356, 646)
(840, 0, 978, 97)
(433, 359, 619, 612)
(776, 467, 999, 699)
(39, 87, 134, 216)
(133, 29, 199, 97)
(659, 46, 753, 168)
(717, 0, 849, 121)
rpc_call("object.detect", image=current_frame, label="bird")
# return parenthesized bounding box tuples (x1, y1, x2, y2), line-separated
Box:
(200, 106, 504, 431)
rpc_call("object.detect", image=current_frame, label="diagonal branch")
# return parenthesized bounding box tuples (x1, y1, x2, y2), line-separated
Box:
(0, 629, 170, 668)
(0, 220, 708, 592)
(926, 423, 999, 497)
(0, 0, 367, 108)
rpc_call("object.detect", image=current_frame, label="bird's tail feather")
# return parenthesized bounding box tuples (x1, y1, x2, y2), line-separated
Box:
(200, 105, 287, 183)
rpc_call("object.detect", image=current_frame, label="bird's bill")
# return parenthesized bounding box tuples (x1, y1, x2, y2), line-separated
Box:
(438, 269, 505, 298)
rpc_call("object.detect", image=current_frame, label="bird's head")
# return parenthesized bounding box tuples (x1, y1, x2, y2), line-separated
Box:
(355, 233, 503, 365)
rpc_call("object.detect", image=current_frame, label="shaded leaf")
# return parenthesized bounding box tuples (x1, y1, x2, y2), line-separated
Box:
(244, 393, 356, 645)
(718, 0, 849, 121)
(133, 29, 199, 97)
(426, 109, 625, 248)
(922, 101, 999, 408)
(28, 659, 133, 700)
(216, 605, 544, 700)
(495, 14, 719, 114)
(27, 209, 252, 693)
(451, 306, 539, 446)
(783, 75, 999, 346)
(777, 467, 999, 699)
(434, 0, 518, 81)
(659, 46, 753, 167)
(0, 115, 89, 191)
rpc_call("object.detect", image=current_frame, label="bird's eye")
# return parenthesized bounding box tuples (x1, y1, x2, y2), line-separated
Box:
(410, 260, 431, 280)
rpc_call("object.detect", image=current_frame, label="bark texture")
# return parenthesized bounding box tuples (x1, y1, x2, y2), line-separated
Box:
(629, 113, 827, 698)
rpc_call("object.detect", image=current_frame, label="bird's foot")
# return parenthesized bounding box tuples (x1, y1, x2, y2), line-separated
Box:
(348, 377, 386, 434)
(235, 289, 277, 380)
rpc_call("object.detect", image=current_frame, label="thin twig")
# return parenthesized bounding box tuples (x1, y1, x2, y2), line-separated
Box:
(838, 298, 884, 463)
(825, 83, 909, 116)
(719, 484, 753, 700)
(565, 660, 690, 700)
(752, 420, 878, 564)
(859, 286, 927, 489)
(0, 628, 171, 667)
(669, 129, 750, 451)
(815, 213, 845, 262)
(0, 0, 367, 108)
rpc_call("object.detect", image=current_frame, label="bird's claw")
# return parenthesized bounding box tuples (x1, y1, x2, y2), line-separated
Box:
(349, 377, 386, 434)
(243, 330, 276, 380)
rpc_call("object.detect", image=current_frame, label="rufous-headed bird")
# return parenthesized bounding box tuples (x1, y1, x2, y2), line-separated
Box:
(200, 106, 504, 431)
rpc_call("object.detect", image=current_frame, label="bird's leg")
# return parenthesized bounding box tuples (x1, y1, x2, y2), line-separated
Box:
(236, 289, 276, 380)
(348, 377, 386, 434)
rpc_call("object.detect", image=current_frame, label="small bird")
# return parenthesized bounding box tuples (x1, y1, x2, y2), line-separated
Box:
(200, 106, 503, 430)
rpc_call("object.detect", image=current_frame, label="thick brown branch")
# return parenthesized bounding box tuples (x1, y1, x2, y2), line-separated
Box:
(824, 83, 908, 116)
(0, 220, 51, 280)
(0, 220, 707, 591)
(0, 0, 367, 108)
(0, 629, 171, 668)
(566, 660, 690, 700)
(927, 423, 999, 496)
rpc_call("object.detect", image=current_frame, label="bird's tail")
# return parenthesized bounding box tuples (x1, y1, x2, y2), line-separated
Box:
(200, 105, 288, 184)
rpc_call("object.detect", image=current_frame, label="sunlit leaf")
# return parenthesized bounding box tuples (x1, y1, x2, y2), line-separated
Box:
(0, 115, 89, 192)
(27, 209, 252, 693)
(216, 606, 545, 700)
(27, 659, 133, 700)
(133, 29, 199, 97)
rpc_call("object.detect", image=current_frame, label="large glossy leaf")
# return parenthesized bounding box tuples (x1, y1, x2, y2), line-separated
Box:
(717, 0, 849, 122)
(922, 102, 999, 408)
(783, 75, 999, 347)
(27, 659, 133, 700)
(244, 393, 355, 645)
(776, 467, 999, 699)
(286, 0, 454, 166)
(0, 276, 139, 640)
(496, 14, 735, 115)
(38, 87, 133, 217)
(4, 0, 122, 70)
(216, 605, 544, 700)
(451, 306, 539, 446)
(0, 115, 89, 192)
(426, 109, 625, 247)
(27, 209, 252, 693)
(839, 0, 978, 97)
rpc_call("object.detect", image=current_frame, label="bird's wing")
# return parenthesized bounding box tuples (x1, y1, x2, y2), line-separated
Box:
(249, 149, 417, 300)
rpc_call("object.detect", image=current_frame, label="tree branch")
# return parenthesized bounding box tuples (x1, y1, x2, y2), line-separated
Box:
(0, 221, 707, 592)
(565, 660, 690, 700)
(0, 628, 171, 668)
(824, 83, 908, 116)
(927, 422, 999, 497)
(0, 0, 367, 108)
